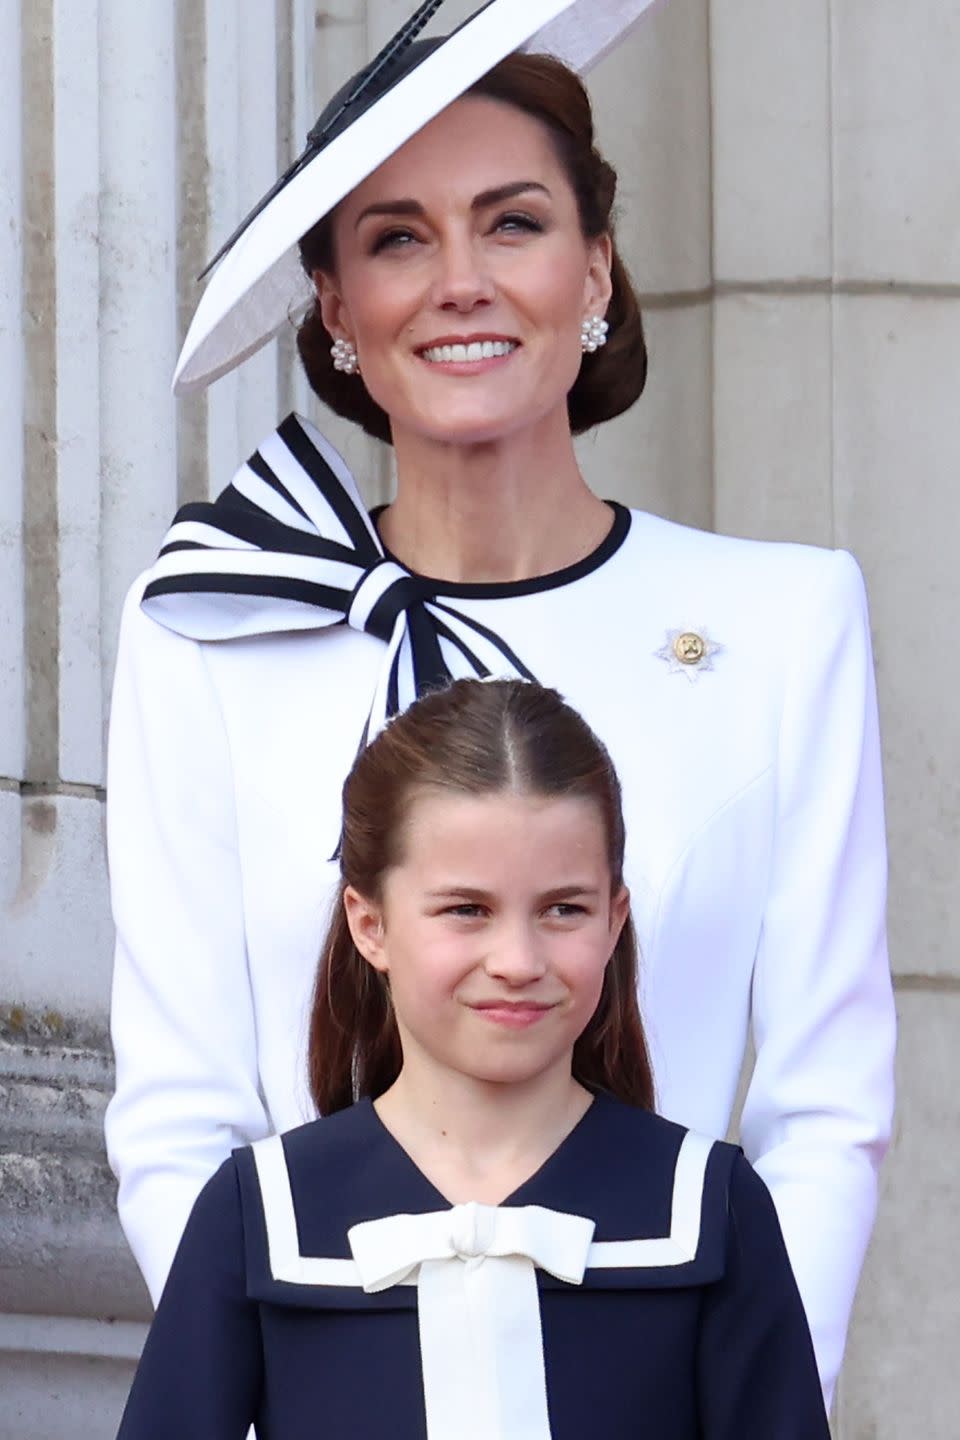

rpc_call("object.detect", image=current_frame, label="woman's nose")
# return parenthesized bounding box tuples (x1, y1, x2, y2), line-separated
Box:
(429, 236, 495, 313)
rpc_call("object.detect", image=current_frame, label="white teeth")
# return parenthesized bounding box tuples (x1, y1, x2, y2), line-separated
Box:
(422, 340, 517, 364)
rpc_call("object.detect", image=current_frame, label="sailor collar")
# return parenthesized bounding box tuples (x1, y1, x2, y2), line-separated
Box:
(234, 1092, 736, 1312)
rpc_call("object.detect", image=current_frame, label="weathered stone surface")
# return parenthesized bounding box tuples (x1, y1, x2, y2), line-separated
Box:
(833, 1, 960, 283)
(836, 988, 958, 1439)
(832, 295, 960, 983)
(713, 293, 834, 546)
(0, 1021, 150, 1325)
(2, 794, 113, 1018)
(0, 2, 24, 787)
(97, 0, 179, 688)
(0, 1348, 138, 1440)
(591, 0, 712, 295)
(53, 2, 104, 788)
(711, 0, 832, 282)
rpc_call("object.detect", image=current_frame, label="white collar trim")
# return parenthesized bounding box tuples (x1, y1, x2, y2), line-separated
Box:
(252, 1126, 715, 1289)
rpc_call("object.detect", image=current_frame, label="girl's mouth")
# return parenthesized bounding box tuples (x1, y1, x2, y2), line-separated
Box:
(470, 1001, 553, 1029)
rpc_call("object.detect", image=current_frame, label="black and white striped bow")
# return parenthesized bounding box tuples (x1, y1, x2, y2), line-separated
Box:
(142, 414, 535, 741)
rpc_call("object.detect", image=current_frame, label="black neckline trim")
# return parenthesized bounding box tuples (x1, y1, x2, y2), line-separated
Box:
(369, 501, 632, 600)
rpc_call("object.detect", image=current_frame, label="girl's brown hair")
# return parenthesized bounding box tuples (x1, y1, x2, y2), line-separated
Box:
(309, 678, 654, 1116)
(296, 52, 647, 444)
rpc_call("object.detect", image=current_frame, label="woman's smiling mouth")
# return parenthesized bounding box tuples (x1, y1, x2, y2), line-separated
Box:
(419, 337, 520, 366)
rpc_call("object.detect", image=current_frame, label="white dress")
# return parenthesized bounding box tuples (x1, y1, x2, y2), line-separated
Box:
(105, 414, 895, 1401)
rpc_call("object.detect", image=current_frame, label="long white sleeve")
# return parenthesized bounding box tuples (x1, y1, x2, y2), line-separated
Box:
(105, 580, 271, 1305)
(740, 548, 896, 1405)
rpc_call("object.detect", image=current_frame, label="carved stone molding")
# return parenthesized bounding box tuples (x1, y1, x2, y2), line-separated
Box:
(0, 1010, 150, 1324)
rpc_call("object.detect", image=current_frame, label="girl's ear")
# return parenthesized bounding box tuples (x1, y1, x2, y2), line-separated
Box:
(608, 884, 630, 953)
(343, 886, 388, 973)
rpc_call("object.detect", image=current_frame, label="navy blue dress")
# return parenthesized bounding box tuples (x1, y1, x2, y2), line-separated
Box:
(117, 1093, 830, 1438)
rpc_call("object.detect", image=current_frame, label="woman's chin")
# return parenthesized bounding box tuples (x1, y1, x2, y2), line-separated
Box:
(395, 404, 550, 451)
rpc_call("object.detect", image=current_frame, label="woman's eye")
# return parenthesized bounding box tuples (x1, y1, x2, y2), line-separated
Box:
(444, 903, 486, 919)
(494, 211, 543, 235)
(371, 228, 418, 253)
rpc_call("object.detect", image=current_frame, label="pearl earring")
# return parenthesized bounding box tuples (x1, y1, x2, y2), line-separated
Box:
(331, 337, 359, 375)
(581, 316, 609, 354)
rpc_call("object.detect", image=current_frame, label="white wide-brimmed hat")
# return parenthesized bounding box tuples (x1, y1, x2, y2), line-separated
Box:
(173, 0, 663, 396)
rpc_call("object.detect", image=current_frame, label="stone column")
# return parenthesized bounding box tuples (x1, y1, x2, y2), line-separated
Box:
(709, 3, 960, 1435)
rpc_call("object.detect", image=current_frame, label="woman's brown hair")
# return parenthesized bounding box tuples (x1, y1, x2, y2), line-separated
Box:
(309, 678, 654, 1116)
(296, 52, 647, 444)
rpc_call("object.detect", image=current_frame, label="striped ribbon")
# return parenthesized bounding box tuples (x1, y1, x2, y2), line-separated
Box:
(141, 414, 536, 741)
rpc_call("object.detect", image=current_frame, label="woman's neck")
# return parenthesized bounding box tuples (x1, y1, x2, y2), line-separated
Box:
(374, 1054, 592, 1207)
(379, 412, 613, 584)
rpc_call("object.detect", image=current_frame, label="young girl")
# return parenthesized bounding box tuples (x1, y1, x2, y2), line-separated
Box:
(116, 679, 830, 1439)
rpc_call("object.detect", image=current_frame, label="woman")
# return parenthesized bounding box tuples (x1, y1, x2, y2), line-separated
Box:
(116, 679, 831, 1439)
(105, 0, 895, 1405)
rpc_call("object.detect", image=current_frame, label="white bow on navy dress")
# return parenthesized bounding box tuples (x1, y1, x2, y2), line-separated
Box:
(142, 414, 536, 742)
(349, 1201, 595, 1440)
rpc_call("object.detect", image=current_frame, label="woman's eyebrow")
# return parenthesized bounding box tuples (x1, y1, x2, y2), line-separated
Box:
(354, 198, 424, 228)
(472, 180, 551, 209)
(354, 182, 551, 229)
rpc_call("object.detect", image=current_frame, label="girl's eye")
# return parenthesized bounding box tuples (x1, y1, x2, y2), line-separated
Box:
(545, 903, 587, 920)
(444, 903, 487, 919)
(494, 211, 543, 235)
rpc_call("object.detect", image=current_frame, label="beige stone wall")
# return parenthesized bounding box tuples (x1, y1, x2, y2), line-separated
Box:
(707, 6, 959, 1435)
(1, 1, 956, 1435)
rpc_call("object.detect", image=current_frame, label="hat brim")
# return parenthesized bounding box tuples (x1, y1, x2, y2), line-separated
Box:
(173, 0, 663, 395)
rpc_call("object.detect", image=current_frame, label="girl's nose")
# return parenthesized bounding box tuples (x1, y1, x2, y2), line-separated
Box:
(483, 924, 548, 985)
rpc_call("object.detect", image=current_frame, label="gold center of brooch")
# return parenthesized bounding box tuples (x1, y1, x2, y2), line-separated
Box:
(673, 632, 706, 665)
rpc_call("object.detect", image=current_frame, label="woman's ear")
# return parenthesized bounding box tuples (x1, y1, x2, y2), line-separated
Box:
(584, 232, 614, 320)
(343, 886, 388, 973)
(314, 269, 354, 345)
